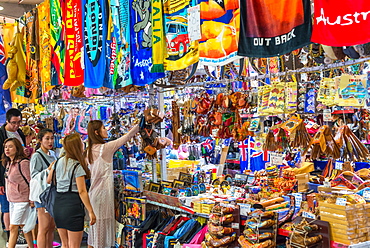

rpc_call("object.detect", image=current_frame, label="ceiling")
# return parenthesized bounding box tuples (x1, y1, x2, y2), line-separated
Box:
(0, 0, 40, 20)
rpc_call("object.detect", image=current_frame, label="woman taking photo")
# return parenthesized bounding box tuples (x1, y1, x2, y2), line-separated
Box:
(2, 138, 33, 248)
(30, 128, 57, 248)
(87, 120, 139, 248)
(48, 133, 96, 248)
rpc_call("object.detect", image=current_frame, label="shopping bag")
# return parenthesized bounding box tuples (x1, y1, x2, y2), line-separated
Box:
(23, 207, 37, 233)
(39, 183, 56, 218)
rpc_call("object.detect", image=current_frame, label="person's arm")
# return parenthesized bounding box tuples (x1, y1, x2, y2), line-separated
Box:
(46, 168, 54, 184)
(103, 125, 139, 159)
(76, 176, 96, 225)
(20, 160, 34, 207)
(30, 153, 47, 178)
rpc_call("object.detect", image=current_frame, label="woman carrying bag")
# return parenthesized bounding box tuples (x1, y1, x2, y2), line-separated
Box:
(47, 133, 96, 248)
(2, 138, 33, 248)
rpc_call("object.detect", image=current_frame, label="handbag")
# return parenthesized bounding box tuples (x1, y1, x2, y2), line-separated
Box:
(39, 158, 61, 218)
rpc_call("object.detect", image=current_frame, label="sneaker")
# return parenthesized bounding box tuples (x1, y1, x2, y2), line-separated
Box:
(52, 241, 61, 247)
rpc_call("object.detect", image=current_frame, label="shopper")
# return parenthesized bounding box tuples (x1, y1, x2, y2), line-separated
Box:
(21, 125, 36, 158)
(48, 133, 96, 248)
(0, 108, 26, 241)
(30, 128, 57, 248)
(2, 138, 33, 248)
(87, 120, 139, 248)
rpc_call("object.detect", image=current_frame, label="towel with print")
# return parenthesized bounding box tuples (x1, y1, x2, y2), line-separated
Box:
(82, 0, 107, 88)
(198, 0, 240, 66)
(63, 0, 84, 86)
(50, 0, 64, 85)
(311, 0, 370, 46)
(130, 0, 164, 86)
(238, 0, 312, 58)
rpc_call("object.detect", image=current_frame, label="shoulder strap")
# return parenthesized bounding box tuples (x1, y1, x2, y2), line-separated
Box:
(68, 162, 80, 192)
(51, 157, 62, 186)
(18, 159, 29, 186)
(36, 151, 51, 167)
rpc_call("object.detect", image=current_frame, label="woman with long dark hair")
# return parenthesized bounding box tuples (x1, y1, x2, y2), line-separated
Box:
(87, 120, 139, 248)
(2, 138, 33, 248)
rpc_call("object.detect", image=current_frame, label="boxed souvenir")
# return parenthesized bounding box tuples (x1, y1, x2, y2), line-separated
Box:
(296, 173, 309, 192)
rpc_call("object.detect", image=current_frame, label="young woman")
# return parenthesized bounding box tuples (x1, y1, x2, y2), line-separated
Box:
(30, 128, 57, 248)
(87, 120, 139, 248)
(2, 138, 33, 248)
(48, 133, 96, 248)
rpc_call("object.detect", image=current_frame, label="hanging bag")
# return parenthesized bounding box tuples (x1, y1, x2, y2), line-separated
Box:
(39, 158, 61, 218)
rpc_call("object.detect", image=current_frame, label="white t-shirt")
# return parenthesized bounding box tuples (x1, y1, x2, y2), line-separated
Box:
(6, 130, 24, 145)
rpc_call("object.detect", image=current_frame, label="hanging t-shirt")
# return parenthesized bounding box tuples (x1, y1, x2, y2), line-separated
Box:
(238, 0, 312, 57)
(82, 0, 107, 88)
(130, 0, 164, 86)
(63, 0, 84, 86)
(312, 0, 370, 46)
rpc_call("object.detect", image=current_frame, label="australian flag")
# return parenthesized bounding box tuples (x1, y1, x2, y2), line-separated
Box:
(239, 136, 267, 172)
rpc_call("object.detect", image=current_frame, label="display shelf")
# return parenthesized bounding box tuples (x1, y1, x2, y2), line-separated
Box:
(146, 200, 209, 218)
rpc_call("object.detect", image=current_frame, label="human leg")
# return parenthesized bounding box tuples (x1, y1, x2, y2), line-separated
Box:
(8, 224, 19, 248)
(57, 228, 69, 248)
(67, 230, 83, 248)
(23, 228, 34, 248)
(37, 207, 54, 248)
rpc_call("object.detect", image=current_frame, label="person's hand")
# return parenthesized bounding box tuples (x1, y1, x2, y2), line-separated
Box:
(0, 186, 5, 195)
(89, 212, 96, 226)
(24, 148, 30, 157)
(30, 201, 35, 208)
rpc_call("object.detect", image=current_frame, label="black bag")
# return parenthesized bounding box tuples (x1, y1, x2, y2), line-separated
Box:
(39, 158, 60, 218)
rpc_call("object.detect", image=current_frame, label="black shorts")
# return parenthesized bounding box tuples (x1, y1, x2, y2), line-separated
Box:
(54, 191, 85, 232)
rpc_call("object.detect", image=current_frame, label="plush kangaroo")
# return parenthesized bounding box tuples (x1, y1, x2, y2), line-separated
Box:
(3, 45, 22, 91)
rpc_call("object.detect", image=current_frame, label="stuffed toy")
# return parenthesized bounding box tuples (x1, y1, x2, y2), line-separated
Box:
(3, 45, 22, 91)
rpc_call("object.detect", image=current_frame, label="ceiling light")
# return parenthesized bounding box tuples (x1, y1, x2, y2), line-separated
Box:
(0, 6, 4, 11)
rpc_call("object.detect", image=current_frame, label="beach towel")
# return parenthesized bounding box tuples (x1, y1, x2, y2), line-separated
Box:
(2, 23, 16, 58)
(82, 0, 107, 88)
(104, 0, 120, 89)
(37, 2, 53, 92)
(50, 0, 64, 85)
(198, 0, 240, 65)
(311, 0, 370, 46)
(63, 0, 84, 86)
(115, 0, 132, 88)
(238, 0, 312, 58)
(130, 0, 164, 86)
(151, 0, 165, 72)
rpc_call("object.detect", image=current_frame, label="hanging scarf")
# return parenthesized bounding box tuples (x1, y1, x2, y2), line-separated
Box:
(115, 0, 132, 88)
(82, 0, 107, 88)
(151, 0, 165, 72)
(63, 0, 84, 86)
(311, 0, 370, 46)
(130, 0, 164, 86)
(238, 0, 312, 57)
(198, 0, 239, 66)
(50, 0, 64, 85)
(163, 0, 199, 70)
(37, 1, 52, 92)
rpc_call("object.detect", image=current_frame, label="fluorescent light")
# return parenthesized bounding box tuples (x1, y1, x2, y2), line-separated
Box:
(0, 6, 4, 11)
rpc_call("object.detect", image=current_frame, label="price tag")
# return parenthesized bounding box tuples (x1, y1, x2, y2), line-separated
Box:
(270, 152, 284, 165)
(238, 203, 251, 216)
(363, 191, 370, 201)
(323, 109, 332, 122)
(336, 198, 347, 206)
(335, 161, 343, 170)
(231, 223, 240, 229)
(302, 211, 316, 219)
(129, 157, 137, 167)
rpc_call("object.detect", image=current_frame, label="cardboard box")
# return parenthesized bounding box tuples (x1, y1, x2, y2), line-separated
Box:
(296, 173, 309, 192)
